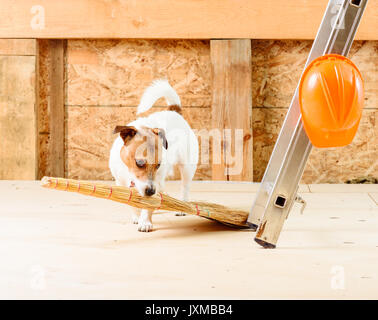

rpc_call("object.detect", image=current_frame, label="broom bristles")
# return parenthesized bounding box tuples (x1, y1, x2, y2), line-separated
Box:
(41, 176, 249, 227)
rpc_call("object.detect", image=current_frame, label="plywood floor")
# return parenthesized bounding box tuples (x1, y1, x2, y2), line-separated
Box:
(0, 180, 377, 299)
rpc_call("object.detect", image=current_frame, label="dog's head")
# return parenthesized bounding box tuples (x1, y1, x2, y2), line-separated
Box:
(113, 125, 168, 196)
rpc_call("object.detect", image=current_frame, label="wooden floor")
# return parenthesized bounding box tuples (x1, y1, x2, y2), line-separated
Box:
(0, 180, 377, 299)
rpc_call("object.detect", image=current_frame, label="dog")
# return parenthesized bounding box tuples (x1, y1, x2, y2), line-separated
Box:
(109, 80, 199, 232)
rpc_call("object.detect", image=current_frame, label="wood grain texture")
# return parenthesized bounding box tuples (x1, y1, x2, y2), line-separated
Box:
(0, 39, 36, 55)
(1, 180, 377, 299)
(253, 108, 378, 183)
(66, 39, 211, 107)
(0, 56, 36, 179)
(252, 40, 377, 110)
(47, 40, 65, 177)
(251, 40, 377, 183)
(34, 39, 376, 182)
(0, 0, 376, 40)
(211, 40, 253, 181)
(252, 108, 287, 182)
(66, 106, 212, 181)
(36, 40, 51, 179)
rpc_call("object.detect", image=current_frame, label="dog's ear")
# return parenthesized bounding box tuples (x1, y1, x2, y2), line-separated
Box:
(152, 128, 168, 149)
(113, 126, 137, 145)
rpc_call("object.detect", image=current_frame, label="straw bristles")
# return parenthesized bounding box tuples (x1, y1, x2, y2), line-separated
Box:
(41, 176, 249, 227)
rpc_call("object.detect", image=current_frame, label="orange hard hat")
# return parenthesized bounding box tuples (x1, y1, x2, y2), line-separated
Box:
(299, 54, 364, 148)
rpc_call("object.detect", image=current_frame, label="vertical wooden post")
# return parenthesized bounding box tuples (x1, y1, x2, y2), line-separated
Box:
(0, 39, 37, 179)
(47, 40, 65, 177)
(211, 39, 253, 181)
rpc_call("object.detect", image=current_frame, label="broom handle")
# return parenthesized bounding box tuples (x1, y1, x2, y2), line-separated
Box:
(41, 176, 204, 215)
(42, 176, 123, 199)
(41, 176, 177, 211)
(41, 176, 248, 227)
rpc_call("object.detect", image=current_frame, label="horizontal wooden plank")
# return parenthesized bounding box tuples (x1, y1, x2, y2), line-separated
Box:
(0, 39, 36, 55)
(0, 0, 376, 40)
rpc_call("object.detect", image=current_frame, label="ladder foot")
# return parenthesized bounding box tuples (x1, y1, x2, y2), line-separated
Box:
(255, 238, 276, 249)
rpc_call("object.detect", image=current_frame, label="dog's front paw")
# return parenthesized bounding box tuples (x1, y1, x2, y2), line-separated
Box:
(175, 212, 186, 216)
(138, 220, 153, 232)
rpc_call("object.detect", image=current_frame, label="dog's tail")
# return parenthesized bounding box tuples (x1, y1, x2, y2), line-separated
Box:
(137, 79, 181, 115)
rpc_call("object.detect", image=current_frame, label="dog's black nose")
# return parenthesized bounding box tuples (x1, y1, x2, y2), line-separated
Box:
(145, 186, 156, 196)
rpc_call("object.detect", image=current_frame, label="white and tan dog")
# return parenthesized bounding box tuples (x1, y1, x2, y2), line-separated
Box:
(109, 80, 199, 232)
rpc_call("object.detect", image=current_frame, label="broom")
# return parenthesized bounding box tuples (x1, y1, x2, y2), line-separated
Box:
(41, 177, 250, 227)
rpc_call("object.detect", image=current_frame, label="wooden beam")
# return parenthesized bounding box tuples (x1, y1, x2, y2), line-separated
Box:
(211, 40, 253, 181)
(0, 40, 37, 179)
(0, 0, 376, 40)
(47, 40, 65, 178)
(0, 39, 36, 55)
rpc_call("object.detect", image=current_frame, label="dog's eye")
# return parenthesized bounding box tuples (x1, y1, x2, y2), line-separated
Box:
(156, 163, 161, 169)
(135, 159, 146, 168)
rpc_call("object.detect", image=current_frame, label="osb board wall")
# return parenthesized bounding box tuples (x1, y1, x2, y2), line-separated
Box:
(252, 40, 377, 183)
(38, 39, 377, 183)
(39, 39, 212, 180)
